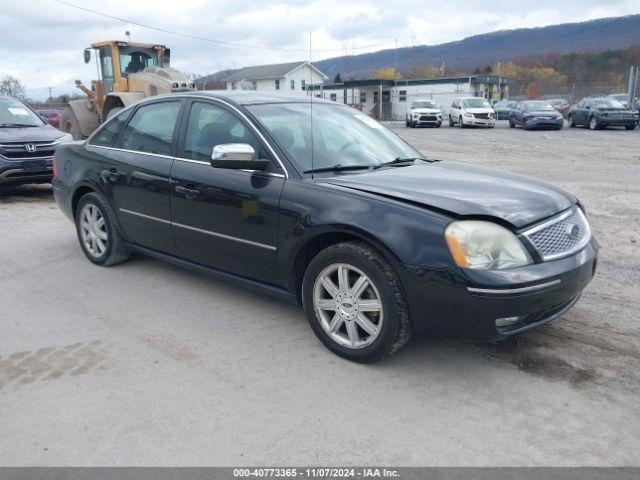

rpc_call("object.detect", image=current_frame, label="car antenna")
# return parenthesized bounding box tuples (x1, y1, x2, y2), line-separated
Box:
(309, 31, 314, 180)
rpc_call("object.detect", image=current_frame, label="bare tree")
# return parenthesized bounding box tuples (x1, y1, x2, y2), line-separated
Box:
(0, 75, 26, 99)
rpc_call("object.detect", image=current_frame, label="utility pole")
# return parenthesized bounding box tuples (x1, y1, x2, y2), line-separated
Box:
(628, 65, 638, 109)
(47, 87, 53, 103)
(125, 31, 131, 43)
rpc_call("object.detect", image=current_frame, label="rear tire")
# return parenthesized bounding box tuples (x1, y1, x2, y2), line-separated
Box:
(568, 114, 576, 127)
(302, 242, 412, 362)
(75, 192, 130, 266)
(509, 118, 515, 128)
(60, 107, 83, 140)
(448, 115, 455, 127)
(625, 124, 636, 130)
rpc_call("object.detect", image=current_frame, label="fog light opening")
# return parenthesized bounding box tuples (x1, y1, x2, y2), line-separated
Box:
(495, 316, 521, 328)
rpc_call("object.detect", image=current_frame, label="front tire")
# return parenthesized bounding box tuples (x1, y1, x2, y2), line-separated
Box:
(589, 116, 600, 130)
(302, 242, 412, 362)
(75, 192, 130, 266)
(625, 124, 636, 130)
(60, 107, 83, 140)
(568, 114, 576, 127)
(458, 116, 464, 128)
(448, 115, 455, 127)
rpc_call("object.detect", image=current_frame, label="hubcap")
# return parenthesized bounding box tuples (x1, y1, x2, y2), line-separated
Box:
(80, 204, 108, 258)
(313, 263, 383, 349)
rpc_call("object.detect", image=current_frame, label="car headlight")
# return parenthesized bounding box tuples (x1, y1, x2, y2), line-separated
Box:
(54, 133, 73, 145)
(464, 112, 473, 117)
(445, 221, 533, 270)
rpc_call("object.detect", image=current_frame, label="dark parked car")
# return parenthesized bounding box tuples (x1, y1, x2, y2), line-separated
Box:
(37, 109, 62, 128)
(509, 100, 564, 130)
(492, 100, 517, 120)
(1, 97, 72, 187)
(547, 98, 571, 117)
(53, 92, 598, 362)
(568, 97, 639, 130)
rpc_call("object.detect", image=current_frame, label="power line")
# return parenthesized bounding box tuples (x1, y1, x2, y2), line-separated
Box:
(50, 0, 393, 53)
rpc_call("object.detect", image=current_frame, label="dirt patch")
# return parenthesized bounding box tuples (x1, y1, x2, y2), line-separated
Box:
(0, 341, 108, 390)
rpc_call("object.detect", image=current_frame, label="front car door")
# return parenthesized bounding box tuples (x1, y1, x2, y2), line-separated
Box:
(169, 99, 285, 284)
(99, 99, 183, 253)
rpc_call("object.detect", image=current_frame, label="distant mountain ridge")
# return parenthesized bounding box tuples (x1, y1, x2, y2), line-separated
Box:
(312, 14, 640, 79)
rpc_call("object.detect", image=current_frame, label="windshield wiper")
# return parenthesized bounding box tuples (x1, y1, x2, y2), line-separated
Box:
(0, 123, 38, 128)
(303, 164, 372, 174)
(373, 157, 425, 169)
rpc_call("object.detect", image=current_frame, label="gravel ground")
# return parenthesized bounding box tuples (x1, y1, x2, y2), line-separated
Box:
(0, 122, 639, 466)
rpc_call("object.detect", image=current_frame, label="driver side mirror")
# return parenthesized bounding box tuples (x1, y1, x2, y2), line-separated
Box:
(83, 48, 91, 64)
(211, 143, 269, 171)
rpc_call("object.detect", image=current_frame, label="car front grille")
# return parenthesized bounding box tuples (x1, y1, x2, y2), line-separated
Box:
(419, 115, 438, 121)
(603, 112, 636, 120)
(523, 208, 591, 261)
(0, 141, 56, 160)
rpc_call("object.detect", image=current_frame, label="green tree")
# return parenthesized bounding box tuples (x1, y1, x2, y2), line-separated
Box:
(334, 73, 343, 83)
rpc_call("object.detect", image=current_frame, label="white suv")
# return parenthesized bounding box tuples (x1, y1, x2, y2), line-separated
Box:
(448, 97, 495, 128)
(406, 100, 442, 128)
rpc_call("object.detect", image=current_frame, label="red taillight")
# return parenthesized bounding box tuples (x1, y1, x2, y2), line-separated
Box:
(52, 154, 59, 179)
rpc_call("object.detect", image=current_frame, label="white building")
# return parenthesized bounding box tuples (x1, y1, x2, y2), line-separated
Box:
(306, 75, 512, 120)
(224, 61, 328, 96)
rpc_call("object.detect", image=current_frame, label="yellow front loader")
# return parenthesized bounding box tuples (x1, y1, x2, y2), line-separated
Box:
(61, 40, 196, 139)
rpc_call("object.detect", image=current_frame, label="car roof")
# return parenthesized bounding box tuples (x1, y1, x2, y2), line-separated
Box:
(168, 90, 336, 107)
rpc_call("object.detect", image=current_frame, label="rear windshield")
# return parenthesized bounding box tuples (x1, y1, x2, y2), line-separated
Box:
(0, 98, 45, 127)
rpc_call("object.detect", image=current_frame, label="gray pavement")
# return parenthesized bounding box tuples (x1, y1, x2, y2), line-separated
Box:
(1, 122, 639, 466)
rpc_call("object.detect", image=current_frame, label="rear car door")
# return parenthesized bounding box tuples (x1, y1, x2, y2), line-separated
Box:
(169, 99, 285, 284)
(97, 99, 183, 253)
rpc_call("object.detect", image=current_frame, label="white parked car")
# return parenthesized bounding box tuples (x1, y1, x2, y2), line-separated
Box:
(405, 100, 442, 128)
(448, 97, 496, 128)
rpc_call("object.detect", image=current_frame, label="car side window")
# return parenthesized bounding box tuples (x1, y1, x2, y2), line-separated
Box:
(115, 101, 181, 156)
(183, 101, 270, 163)
(90, 109, 131, 147)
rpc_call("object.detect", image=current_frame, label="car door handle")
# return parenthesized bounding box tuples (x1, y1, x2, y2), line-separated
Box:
(175, 185, 200, 199)
(100, 168, 121, 182)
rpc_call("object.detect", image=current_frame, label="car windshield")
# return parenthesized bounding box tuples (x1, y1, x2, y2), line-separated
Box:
(248, 103, 423, 174)
(494, 100, 514, 108)
(462, 98, 491, 108)
(590, 99, 624, 109)
(525, 101, 556, 111)
(0, 98, 44, 126)
(548, 99, 566, 106)
(411, 101, 436, 109)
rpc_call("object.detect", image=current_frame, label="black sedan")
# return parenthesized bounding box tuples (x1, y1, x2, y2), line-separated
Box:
(1, 96, 72, 187)
(52, 92, 598, 362)
(568, 97, 639, 130)
(509, 100, 564, 130)
(492, 100, 517, 120)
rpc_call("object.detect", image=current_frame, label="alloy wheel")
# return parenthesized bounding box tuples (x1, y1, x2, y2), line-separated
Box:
(80, 204, 108, 258)
(313, 263, 384, 349)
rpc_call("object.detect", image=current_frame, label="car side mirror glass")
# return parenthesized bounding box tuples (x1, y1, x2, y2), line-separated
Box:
(84, 48, 91, 64)
(210, 143, 268, 171)
(586, 106, 590, 109)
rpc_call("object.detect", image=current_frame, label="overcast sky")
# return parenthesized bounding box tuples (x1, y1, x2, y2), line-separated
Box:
(1, 0, 639, 100)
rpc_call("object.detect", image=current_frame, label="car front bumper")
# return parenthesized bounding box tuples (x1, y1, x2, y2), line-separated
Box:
(401, 236, 598, 340)
(597, 117, 639, 127)
(526, 117, 564, 129)
(465, 116, 495, 127)
(0, 156, 53, 185)
(412, 116, 442, 125)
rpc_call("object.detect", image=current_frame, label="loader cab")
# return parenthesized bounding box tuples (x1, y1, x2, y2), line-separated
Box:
(85, 41, 168, 96)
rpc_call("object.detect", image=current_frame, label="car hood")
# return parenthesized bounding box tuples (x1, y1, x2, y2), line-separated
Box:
(411, 108, 441, 114)
(527, 110, 561, 116)
(0, 124, 65, 143)
(322, 162, 575, 229)
(465, 107, 494, 114)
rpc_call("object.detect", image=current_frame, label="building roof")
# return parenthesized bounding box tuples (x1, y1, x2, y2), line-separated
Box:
(224, 61, 328, 83)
